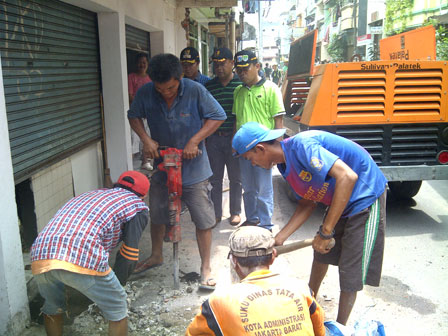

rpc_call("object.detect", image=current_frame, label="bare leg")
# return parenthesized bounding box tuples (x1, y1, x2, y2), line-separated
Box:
(43, 313, 63, 336)
(109, 317, 128, 336)
(308, 259, 329, 296)
(196, 228, 215, 286)
(337, 291, 357, 325)
(133, 224, 164, 273)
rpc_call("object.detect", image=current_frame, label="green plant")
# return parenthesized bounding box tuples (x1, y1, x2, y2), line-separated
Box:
(424, 19, 448, 60)
(436, 25, 448, 60)
(326, 34, 345, 62)
(384, 0, 414, 36)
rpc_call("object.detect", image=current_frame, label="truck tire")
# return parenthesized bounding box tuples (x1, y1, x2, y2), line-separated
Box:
(388, 181, 422, 199)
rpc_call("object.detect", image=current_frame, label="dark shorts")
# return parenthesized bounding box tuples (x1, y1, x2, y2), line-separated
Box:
(149, 171, 216, 230)
(315, 189, 387, 292)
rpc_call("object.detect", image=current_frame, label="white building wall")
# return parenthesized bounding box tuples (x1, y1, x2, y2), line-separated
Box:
(0, 0, 190, 333)
(0, 55, 30, 336)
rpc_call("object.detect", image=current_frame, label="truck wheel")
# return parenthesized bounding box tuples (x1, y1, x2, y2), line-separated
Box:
(388, 181, 422, 199)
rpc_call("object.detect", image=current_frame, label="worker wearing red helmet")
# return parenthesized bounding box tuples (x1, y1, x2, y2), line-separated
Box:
(30, 171, 150, 335)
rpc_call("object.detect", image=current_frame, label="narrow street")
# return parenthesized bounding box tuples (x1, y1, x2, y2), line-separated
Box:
(23, 171, 448, 335)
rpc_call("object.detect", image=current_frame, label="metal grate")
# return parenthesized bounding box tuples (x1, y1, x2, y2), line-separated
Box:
(393, 69, 442, 115)
(335, 127, 384, 164)
(330, 125, 440, 166)
(290, 78, 310, 107)
(337, 70, 386, 117)
(390, 126, 439, 164)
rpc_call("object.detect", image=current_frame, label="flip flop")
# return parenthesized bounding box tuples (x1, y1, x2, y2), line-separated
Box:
(199, 278, 216, 291)
(133, 261, 163, 275)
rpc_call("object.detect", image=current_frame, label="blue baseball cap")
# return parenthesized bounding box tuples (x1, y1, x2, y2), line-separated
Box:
(232, 122, 286, 156)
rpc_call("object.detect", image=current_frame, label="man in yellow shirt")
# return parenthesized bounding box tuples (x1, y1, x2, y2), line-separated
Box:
(186, 226, 326, 336)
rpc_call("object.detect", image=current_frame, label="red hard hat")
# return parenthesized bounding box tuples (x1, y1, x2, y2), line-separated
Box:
(117, 171, 150, 197)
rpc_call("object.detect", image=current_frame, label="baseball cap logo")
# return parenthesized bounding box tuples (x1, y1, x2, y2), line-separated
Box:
(237, 54, 249, 62)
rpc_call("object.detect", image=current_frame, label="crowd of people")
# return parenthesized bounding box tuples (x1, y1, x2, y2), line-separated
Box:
(30, 46, 387, 336)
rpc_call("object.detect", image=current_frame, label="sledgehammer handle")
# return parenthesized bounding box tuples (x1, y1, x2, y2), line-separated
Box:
(275, 238, 335, 255)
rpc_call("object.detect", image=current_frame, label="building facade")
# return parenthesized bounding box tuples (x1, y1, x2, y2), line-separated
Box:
(0, 0, 237, 334)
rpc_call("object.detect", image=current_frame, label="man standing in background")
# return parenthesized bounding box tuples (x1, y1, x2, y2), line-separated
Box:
(264, 62, 272, 80)
(180, 46, 210, 86)
(271, 64, 282, 86)
(205, 48, 243, 226)
(232, 50, 285, 231)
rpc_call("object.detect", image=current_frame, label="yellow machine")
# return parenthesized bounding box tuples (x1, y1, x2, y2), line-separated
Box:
(283, 29, 448, 199)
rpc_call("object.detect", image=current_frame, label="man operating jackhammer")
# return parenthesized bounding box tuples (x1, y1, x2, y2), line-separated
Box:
(30, 171, 150, 336)
(231, 122, 388, 325)
(186, 226, 326, 335)
(128, 53, 226, 290)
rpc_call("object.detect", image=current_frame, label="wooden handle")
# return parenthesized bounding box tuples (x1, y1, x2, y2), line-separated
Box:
(275, 238, 335, 255)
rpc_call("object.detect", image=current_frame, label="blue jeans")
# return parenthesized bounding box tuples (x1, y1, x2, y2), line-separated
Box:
(34, 269, 127, 321)
(239, 157, 273, 229)
(206, 133, 242, 218)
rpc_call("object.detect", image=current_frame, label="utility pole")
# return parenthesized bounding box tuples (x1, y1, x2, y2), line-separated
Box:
(258, 1, 262, 60)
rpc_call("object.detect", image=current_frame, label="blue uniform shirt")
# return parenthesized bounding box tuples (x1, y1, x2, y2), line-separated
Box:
(193, 71, 211, 86)
(128, 78, 226, 186)
(278, 130, 387, 217)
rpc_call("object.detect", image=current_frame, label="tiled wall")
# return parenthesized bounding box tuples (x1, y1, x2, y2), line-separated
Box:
(32, 159, 74, 232)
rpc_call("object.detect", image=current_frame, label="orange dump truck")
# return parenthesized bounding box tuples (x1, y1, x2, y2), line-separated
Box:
(283, 29, 448, 199)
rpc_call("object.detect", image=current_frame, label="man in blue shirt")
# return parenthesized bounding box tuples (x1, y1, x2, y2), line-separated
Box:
(232, 122, 387, 325)
(180, 47, 210, 86)
(128, 53, 226, 290)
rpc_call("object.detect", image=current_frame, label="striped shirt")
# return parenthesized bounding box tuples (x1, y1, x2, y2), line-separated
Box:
(205, 74, 242, 132)
(31, 188, 148, 273)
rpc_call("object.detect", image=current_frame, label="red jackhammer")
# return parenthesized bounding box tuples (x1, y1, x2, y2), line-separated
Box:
(158, 147, 183, 289)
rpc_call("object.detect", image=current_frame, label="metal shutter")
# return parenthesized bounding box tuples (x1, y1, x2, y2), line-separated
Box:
(125, 24, 150, 52)
(0, 0, 102, 183)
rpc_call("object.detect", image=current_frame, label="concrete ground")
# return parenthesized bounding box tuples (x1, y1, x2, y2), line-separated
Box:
(22, 165, 448, 335)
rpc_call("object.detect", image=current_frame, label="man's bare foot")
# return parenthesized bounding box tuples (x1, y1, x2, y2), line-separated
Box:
(133, 256, 163, 274)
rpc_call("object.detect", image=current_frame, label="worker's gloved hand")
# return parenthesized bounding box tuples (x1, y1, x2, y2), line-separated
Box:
(143, 138, 159, 159)
(312, 234, 333, 254)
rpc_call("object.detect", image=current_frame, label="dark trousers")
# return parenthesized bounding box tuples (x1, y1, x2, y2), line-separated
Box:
(205, 133, 242, 218)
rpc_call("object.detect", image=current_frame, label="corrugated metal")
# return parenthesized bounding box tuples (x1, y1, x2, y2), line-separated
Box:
(393, 68, 443, 115)
(125, 24, 150, 51)
(315, 124, 445, 166)
(337, 70, 386, 117)
(0, 0, 102, 183)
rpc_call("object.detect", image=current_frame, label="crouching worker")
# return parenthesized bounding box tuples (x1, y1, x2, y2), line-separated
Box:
(186, 226, 325, 336)
(30, 171, 150, 336)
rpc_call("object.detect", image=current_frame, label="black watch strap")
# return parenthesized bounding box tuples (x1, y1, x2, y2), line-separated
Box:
(318, 225, 335, 240)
